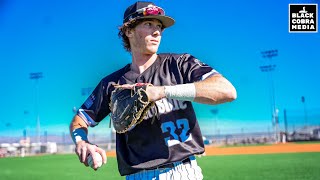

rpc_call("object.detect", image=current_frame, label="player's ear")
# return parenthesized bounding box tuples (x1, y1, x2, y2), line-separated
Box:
(125, 28, 134, 38)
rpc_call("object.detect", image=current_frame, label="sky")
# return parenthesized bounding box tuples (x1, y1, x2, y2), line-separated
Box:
(0, 0, 319, 139)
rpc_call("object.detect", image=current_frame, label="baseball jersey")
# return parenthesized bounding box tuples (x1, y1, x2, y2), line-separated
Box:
(77, 53, 219, 175)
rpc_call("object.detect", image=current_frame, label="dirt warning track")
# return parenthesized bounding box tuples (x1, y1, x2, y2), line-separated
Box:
(204, 143, 320, 156)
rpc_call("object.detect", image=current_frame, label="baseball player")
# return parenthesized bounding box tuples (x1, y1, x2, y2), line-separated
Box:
(69, 1, 237, 179)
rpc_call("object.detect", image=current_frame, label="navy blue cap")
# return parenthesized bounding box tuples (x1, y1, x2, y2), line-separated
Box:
(123, 1, 175, 28)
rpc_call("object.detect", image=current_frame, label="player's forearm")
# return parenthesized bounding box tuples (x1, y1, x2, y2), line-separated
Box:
(193, 75, 237, 104)
(147, 75, 236, 104)
(69, 115, 89, 144)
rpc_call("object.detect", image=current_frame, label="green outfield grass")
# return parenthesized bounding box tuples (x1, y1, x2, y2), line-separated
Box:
(0, 152, 319, 180)
(199, 153, 320, 180)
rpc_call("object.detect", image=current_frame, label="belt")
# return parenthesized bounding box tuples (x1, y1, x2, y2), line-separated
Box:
(156, 158, 191, 169)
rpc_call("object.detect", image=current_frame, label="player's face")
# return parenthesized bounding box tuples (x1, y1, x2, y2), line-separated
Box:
(130, 19, 163, 55)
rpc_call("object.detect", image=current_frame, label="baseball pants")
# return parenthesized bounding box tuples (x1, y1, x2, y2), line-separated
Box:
(126, 156, 203, 180)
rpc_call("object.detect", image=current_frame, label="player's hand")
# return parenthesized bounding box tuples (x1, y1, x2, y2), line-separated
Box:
(74, 141, 107, 170)
(114, 83, 165, 101)
(145, 85, 165, 101)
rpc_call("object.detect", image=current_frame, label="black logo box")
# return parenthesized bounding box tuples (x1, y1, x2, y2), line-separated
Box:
(289, 4, 318, 32)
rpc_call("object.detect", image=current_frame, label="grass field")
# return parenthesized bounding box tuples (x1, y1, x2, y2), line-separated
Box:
(0, 152, 319, 180)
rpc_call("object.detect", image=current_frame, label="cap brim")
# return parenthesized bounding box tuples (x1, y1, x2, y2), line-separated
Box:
(137, 15, 175, 28)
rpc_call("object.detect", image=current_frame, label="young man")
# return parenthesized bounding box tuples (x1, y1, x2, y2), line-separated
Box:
(70, 1, 237, 179)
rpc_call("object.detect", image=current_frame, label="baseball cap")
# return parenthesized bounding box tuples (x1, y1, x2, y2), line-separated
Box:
(123, 1, 175, 28)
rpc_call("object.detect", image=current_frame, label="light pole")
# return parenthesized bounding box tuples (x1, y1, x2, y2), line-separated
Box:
(23, 110, 30, 140)
(260, 49, 279, 142)
(301, 96, 308, 127)
(30, 72, 43, 144)
(284, 109, 288, 142)
(211, 109, 219, 137)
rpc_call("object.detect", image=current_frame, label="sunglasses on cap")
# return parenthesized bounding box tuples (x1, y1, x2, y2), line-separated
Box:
(124, 5, 165, 22)
(137, 5, 164, 16)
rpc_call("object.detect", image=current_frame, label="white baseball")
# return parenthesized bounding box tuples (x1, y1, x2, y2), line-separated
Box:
(87, 152, 103, 169)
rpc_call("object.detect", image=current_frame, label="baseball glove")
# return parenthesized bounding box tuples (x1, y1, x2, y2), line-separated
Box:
(109, 83, 154, 133)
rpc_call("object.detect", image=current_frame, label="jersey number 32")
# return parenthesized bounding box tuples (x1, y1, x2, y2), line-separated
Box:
(161, 119, 192, 147)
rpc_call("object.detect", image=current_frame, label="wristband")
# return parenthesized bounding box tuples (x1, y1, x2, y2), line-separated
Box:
(164, 83, 196, 101)
(71, 128, 88, 144)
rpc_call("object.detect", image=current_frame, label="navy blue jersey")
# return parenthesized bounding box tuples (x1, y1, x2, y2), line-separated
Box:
(78, 53, 219, 175)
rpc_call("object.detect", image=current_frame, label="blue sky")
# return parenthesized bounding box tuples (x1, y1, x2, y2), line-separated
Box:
(0, 0, 319, 138)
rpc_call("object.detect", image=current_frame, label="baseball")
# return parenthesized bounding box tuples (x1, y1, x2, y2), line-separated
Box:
(87, 152, 103, 169)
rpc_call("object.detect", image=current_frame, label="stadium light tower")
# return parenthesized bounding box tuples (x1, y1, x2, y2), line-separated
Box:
(259, 49, 279, 142)
(211, 109, 219, 137)
(301, 96, 308, 127)
(30, 72, 43, 144)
